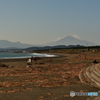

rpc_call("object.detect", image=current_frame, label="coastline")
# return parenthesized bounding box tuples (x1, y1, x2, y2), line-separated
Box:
(0, 54, 59, 62)
(0, 52, 60, 62)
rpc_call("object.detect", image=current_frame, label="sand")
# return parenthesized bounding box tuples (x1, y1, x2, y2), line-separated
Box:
(0, 52, 100, 100)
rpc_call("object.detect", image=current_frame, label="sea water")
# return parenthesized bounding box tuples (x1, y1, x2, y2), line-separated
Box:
(0, 52, 56, 59)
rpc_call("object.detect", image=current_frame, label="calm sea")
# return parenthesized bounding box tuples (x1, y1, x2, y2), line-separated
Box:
(0, 52, 55, 59)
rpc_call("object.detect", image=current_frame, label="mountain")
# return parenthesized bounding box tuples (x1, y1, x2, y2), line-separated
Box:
(0, 40, 35, 48)
(0, 34, 96, 49)
(45, 34, 96, 46)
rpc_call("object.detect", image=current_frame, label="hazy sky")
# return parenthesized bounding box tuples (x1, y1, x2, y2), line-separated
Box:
(0, 0, 100, 45)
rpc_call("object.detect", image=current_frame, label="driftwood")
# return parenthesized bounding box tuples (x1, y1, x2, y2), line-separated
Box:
(0, 64, 9, 68)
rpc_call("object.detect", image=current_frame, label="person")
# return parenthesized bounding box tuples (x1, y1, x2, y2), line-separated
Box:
(27, 58, 32, 65)
(28, 58, 32, 63)
(31, 56, 34, 60)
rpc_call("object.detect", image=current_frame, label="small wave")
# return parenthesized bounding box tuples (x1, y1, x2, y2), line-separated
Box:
(43, 54, 55, 57)
(32, 53, 56, 57)
(0, 53, 56, 59)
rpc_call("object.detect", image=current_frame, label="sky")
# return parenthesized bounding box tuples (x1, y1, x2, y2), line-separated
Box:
(0, 0, 100, 45)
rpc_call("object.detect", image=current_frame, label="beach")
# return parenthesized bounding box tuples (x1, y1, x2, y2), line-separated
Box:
(0, 51, 100, 100)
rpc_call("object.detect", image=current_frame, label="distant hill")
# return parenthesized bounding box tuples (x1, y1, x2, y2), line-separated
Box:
(45, 34, 96, 46)
(23, 45, 84, 51)
(0, 40, 36, 48)
(0, 34, 96, 51)
(1, 44, 100, 52)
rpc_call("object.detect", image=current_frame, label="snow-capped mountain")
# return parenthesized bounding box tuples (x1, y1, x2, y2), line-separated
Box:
(45, 34, 96, 46)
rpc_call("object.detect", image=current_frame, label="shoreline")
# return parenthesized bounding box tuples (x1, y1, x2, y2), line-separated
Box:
(0, 55, 61, 62)
(0, 52, 61, 62)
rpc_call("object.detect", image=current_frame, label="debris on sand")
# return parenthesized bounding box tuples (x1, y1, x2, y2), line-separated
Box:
(93, 60, 99, 63)
(0, 64, 8, 68)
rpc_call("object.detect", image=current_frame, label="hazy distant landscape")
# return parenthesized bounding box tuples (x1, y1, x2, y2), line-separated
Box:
(0, 34, 97, 53)
(0, 34, 96, 48)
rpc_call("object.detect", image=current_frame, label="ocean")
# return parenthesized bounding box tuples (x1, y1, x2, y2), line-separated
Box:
(0, 52, 56, 59)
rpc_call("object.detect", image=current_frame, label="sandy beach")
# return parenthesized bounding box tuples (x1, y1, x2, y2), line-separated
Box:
(0, 51, 100, 100)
